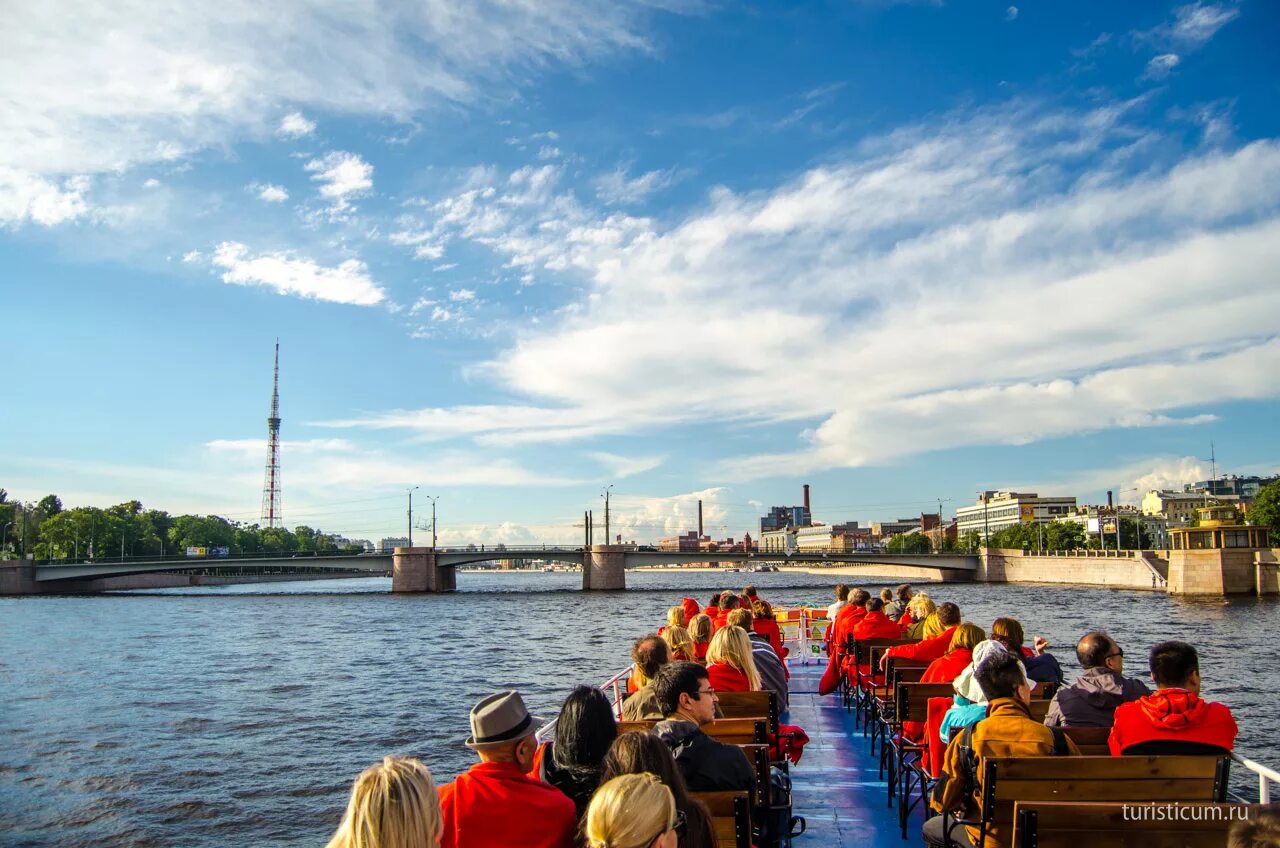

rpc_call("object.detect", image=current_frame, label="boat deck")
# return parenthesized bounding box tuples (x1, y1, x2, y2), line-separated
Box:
(785, 662, 925, 847)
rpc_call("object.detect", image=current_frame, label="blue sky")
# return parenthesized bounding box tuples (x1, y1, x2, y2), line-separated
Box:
(3, 0, 1278, 545)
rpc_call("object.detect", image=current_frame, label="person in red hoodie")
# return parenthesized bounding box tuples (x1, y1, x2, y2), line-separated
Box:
(1109, 640, 1238, 756)
(703, 592, 723, 624)
(880, 602, 961, 670)
(681, 597, 702, 629)
(439, 690, 577, 848)
(851, 596, 904, 641)
(831, 588, 871, 653)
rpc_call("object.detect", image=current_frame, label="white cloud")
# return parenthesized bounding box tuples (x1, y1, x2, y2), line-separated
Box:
(1143, 53, 1181, 80)
(538, 145, 563, 160)
(1005, 6, 1018, 21)
(0, 168, 90, 227)
(209, 241, 387, 306)
(277, 112, 316, 138)
(205, 437, 356, 456)
(589, 451, 666, 479)
(143, 177, 161, 189)
(254, 183, 289, 203)
(595, 166, 678, 204)
(1, 2, 682, 180)
(609, 487, 741, 541)
(305, 151, 373, 210)
(1139, 2, 1240, 49)
(449, 288, 476, 302)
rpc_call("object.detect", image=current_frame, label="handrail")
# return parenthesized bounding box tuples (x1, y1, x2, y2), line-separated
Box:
(535, 663, 635, 744)
(1232, 752, 1280, 804)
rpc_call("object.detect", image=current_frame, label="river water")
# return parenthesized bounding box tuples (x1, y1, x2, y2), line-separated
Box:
(2, 570, 1277, 847)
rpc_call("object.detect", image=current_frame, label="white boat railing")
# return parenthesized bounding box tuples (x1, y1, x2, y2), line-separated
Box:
(536, 663, 634, 744)
(1232, 753, 1280, 804)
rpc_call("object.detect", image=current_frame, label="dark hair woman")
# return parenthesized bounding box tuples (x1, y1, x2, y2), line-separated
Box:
(531, 686, 617, 817)
(599, 732, 715, 848)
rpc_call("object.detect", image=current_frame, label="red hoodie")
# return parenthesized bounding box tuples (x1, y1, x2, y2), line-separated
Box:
(831, 605, 867, 654)
(1108, 688, 1238, 756)
(439, 761, 577, 848)
(885, 626, 957, 664)
(707, 662, 752, 693)
(682, 597, 702, 626)
(921, 648, 974, 684)
(851, 610, 903, 641)
(753, 617, 785, 657)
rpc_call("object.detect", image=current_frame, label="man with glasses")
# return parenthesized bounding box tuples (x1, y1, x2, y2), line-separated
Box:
(651, 661, 755, 794)
(1044, 631, 1149, 728)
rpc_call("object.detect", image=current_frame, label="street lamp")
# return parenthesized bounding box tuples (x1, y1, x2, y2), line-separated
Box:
(423, 496, 440, 549)
(407, 486, 419, 547)
(602, 485, 614, 546)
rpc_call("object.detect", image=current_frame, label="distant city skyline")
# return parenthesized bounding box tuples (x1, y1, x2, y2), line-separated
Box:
(3, 1, 1278, 545)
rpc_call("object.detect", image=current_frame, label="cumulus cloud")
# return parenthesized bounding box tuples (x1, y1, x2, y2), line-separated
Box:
(209, 241, 387, 306)
(318, 100, 1280, 477)
(277, 111, 316, 138)
(254, 183, 289, 202)
(449, 288, 476, 302)
(305, 151, 373, 210)
(0, 168, 90, 227)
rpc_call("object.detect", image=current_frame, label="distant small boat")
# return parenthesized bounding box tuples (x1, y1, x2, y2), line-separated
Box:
(724, 567, 741, 572)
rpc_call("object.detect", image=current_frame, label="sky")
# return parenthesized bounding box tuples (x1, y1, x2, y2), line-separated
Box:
(3, 0, 1279, 546)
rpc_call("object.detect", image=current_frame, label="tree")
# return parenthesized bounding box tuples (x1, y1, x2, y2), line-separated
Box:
(1249, 481, 1280, 536)
(168, 514, 236, 552)
(1044, 520, 1086, 551)
(957, 530, 983, 553)
(886, 532, 930, 554)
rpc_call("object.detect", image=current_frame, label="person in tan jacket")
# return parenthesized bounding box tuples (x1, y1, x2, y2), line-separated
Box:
(926, 651, 1080, 848)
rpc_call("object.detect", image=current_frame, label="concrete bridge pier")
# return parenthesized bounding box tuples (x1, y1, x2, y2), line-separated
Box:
(0, 561, 41, 595)
(392, 548, 455, 593)
(583, 546, 626, 591)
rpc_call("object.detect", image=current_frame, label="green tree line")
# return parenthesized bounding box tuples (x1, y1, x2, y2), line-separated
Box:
(0, 488, 366, 561)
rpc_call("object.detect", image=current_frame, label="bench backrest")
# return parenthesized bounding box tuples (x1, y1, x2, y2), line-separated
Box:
(1060, 726, 1110, 756)
(1011, 801, 1259, 848)
(715, 690, 778, 736)
(690, 791, 752, 848)
(980, 756, 1230, 841)
(617, 718, 767, 745)
(895, 682, 957, 722)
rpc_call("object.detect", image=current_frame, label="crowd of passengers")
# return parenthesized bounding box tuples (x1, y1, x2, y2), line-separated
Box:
(323, 586, 794, 848)
(319, 581, 1272, 848)
(823, 582, 1246, 848)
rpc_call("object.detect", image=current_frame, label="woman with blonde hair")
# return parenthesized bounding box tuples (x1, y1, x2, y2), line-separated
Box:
(903, 594, 937, 639)
(687, 614, 713, 664)
(325, 756, 441, 848)
(921, 623, 987, 684)
(585, 773, 681, 848)
(705, 625, 761, 692)
(659, 605, 686, 636)
(663, 625, 694, 661)
(914, 608, 946, 641)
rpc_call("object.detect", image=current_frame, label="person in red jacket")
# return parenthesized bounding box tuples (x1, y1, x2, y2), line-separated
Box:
(439, 690, 577, 848)
(921, 623, 985, 683)
(831, 588, 871, 652)
(880, 602, 961, 670)
(1109, 640, 1238, 756)
(750, 599, 786, 657)
(703, 592, 722, 623)
(851, 596, 904, 641)
(681, 597, 702, 628)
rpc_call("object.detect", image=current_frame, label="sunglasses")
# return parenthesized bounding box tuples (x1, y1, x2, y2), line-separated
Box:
(648, 809, 687, 844)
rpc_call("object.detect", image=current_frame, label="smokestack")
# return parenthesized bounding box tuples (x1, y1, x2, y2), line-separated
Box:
(803, 484, 811, 513)
(698, 500, 704, 537)
(1106, 490, 1114, 509)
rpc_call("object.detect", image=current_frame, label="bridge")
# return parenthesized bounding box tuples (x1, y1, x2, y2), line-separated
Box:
(1, 546, 976, 594)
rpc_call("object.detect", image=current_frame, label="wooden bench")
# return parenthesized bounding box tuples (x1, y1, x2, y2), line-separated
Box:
(890, 682, 957, 836)
(616, 722, 772, 810)
(1060, 726, 1110, 756)
(617, 718, 768, 746)
(690, 791, 752, 848)
(716, 690, 778, 737)
(947, 755, 1231, 848)
(1011, 800, 1260, 848)
(850, 637, 918, 719)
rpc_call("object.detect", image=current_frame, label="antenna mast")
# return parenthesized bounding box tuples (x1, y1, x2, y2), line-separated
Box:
(260, 340, 283, 527)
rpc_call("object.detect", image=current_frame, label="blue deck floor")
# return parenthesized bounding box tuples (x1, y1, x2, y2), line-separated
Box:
(785, 662, 926, 847)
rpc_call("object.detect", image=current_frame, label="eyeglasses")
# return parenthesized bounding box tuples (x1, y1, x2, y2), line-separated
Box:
(647, 809, 687, 845)
(1106, 648, 1124, 660)
(694, 686, 716, 699)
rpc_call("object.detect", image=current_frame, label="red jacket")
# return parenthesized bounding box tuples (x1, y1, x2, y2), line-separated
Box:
(886, 626, 957, 664)
(707, 662, 752, 693)
(753, 617, 785, 657)
(921, 648, 974, 684)
(682, 597, 701, 624)
(693, 640, 710, 663)
(831, 605, 867, 653)
(439, 761, 577, 848)
(851, 611, 903, 641)
(1108, 689, 1238, 756)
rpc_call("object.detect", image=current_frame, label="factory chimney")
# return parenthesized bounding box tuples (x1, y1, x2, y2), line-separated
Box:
(803, 484, 811, 514)
(698, 499, 704, 538)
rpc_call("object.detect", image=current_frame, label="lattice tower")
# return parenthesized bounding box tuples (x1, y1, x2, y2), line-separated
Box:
(260, 340, 283, 527)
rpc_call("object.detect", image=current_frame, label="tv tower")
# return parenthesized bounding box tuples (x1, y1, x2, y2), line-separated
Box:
(260, 340, 283, 527)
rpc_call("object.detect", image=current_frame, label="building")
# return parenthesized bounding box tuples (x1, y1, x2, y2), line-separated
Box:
(759, 505, 811, 535)
(378, 536, 410, 553)
(955, 492, 1077, 537)
(658, 532, 703, 552)
(1184, 474, 1279, 500)
(1141, 490, 1210, 527)
(795, 524, 833, 552)
(831, 524, 873, 551)
(759, 528, 796, 554)
(869, 518, 920, 539)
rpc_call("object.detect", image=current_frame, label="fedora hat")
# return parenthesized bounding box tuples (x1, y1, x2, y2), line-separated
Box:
(465, 690, 544, 749)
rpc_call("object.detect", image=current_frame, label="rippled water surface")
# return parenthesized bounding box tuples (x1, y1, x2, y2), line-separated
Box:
(2, 570, 1278, 847)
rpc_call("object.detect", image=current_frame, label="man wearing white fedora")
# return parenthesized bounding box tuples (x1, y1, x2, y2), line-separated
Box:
(438, 690, 577, 848)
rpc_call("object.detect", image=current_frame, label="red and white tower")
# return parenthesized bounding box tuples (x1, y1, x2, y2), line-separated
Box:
(260, 340, 283, 527)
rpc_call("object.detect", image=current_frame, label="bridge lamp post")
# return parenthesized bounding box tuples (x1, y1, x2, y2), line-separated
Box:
(407, 486, 419, 547)
(423, 496, 439, 549)
(602, 485, 613, 546)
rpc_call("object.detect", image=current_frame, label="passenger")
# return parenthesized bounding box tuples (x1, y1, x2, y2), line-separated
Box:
(902, 593, 937, 639)
(438, 690, 577, 848)
(1108, 640, 1238, 756)
(885, 583, 913, 622)
(921, 623, 986, 684)
(658, 606, 686, 636)
(623, 635, 672, 720)
(705, 624, 761, 693)
(830, 588, 871, 654)
(850, 596, 903, 641)
(688, 614, 713, 664)
(878, 587, 894, 609)
(531, 685, 617, 817)
(650, 661, 755, 794)
(583, 773, 680, 848)
(703, 593, 722, 622)
(990, 617, 1060, 685)
(714, 594, 740, 629)
(940, 641, 1005, 743)
(663, 625, 695, 662)
(827, 583, 850, 620)
(742, 584, 760, 604)
(928, 652, 1080, 848)
(325, 756, 441, 848)
(1044, 632, 1148, 728)
(725, 608, 789, 711)
(599, 730, 716, 848)
(680, 597, 701, 628)
(749, 599, 786, 657)
(881, 602, 961, 669)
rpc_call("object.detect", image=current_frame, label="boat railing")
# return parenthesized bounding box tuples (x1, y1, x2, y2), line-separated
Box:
(536, 663, 635, 744)
(1232, 752, 1280, 804)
